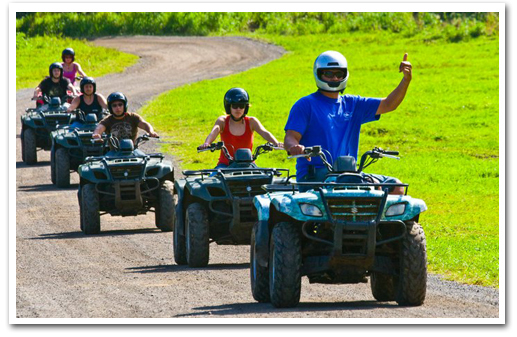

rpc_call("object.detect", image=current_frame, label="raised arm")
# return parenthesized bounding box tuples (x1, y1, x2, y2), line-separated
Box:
(376, 53, 412, 115)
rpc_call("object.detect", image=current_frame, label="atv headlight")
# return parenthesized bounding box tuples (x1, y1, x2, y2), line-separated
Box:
(385, 203, 406, 216)
(300, 203, 323, 217)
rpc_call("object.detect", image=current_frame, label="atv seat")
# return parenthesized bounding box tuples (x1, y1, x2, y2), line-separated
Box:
(234, 148, 253, 163)
(332, 156, 357, 172)
(119, 139, 134, 154)
(85, 113, 98, 124)
(50, 97, 61, 108)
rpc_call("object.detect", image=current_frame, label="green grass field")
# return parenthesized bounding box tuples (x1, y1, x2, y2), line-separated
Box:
(140, 32, 500, 287)
(16, 33, 138, 90)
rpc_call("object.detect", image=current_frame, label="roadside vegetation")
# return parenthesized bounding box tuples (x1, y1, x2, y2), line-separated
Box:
(16, 12, 500, 287)
(16, 33, 138, 90)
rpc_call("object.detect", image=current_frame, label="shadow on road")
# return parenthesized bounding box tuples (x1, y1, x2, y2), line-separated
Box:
(126, 262, 250, 274)
(31, 228, 162, 240)
(174, 300, 398, 317)
(17, 183, 79, 192)
(16, 161, 50, 168)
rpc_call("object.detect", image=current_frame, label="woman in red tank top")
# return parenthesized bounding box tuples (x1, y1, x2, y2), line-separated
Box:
(199, 88, 283, 168)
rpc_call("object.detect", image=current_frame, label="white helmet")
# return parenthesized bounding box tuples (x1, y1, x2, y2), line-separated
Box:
(313, 51, 349, 92)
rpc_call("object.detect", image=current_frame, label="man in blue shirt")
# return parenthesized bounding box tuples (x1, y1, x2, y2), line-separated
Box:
(284, 51, 412, 194)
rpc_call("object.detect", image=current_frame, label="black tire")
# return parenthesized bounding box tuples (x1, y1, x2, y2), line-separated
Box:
(395, 221, 427, 306)
(23, 128, 37, 165)
(173, 205, 187, 265)
(55, 147, 71, 188)
(21, 130, 26, 163)
(370, 255, 396, 301)
(269, 222, 302, 308)
(185, 202, 209, 267)
(81, 184, 100, 235)
(154, 180, 175, 232)
(250, 223, 270, 303)
(50, 148, 56, 184)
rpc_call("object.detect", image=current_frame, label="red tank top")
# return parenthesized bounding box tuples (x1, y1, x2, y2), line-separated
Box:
(218, 116, 254, 165)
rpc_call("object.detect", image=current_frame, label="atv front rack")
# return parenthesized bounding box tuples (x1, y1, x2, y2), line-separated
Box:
(263, 182, 409, 195)
(183, 167, 289, 179)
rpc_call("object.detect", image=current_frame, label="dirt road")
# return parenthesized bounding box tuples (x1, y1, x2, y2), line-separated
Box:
(15, 36, 499, 319)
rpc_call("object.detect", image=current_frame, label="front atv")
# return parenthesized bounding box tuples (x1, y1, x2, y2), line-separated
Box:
(250, 146, 428, 308)
(173, 142, 290, 267)
(50, 111, 109, 187)
(77, 134, 175, 234)
(20, 96, 75, 164)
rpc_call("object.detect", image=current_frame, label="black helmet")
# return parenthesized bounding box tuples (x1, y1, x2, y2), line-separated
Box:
(223, 88, 250, 116)
(62, 48, 75, 62)
(80, 77, 96, 94)
(49, 62, 63, 78)
(107, 92, 128, 114)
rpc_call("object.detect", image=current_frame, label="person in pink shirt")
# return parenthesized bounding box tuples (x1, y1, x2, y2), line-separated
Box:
(61, 48, 87, 86)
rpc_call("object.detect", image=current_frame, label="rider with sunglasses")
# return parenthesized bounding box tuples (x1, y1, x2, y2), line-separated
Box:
(284, 50, 413, 194)
(92, 92, 158, 146)
(199, 87, 283, 169)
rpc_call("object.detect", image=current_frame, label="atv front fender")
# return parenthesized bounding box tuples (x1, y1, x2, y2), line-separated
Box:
(254, 221, 270, 268)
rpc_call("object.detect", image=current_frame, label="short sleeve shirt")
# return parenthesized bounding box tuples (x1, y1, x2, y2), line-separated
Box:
(99, 112, 143, 143)
(284, 91, 382, 180)
(38, 77, 70, 98)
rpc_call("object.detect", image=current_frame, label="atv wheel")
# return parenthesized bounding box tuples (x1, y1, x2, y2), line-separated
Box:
(269, 222, 302, 308)
(370, 255, 396, 301)
(250, 223, 270, 303)
(55, 148, 71, 188)
(395, 221, 427, 306)
(81, 183, 100, 235)
(50, 148, 56, 184)
(185, 202, 209, 267)
(21, 130, 26, 163)
(23, 128, 37, 165)
(155, 180, 175, 232)
(173, 206, 187, 265)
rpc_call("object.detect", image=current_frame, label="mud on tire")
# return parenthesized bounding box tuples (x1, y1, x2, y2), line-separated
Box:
(395, 221, 427, 306)
(250, 223, 270, 303)
(269, 222, 302, 308)
(23, 128, 37, 165)
(55, 147, 71, 188)
(185, 202, 209, 267)
(155, 180, 175, 232)
(81, 184, 100, 235)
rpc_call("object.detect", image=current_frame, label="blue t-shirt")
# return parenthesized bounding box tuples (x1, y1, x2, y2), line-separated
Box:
(284, 91, 382, 180)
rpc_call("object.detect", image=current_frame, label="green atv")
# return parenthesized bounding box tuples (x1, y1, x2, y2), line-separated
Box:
(20, 95, 75, 165)
(50, 111, 109, 187)
(173, 142, 289, 267)
(78, 134, 175, 235)
(250, 146, 428, 308)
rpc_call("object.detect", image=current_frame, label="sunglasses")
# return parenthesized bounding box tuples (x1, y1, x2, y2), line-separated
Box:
(111, 103, 124, 108)
(231, 103, 247, 109)
(321, 70, 346, 79)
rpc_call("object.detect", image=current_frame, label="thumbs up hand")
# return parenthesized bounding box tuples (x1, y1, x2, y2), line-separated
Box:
(399, 53, 412, 81)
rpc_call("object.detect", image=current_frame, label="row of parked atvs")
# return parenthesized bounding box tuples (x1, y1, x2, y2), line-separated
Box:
(20, 95, 428, 309)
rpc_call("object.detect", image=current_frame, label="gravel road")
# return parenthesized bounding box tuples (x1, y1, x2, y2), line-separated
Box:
(15, 36, 499, 320)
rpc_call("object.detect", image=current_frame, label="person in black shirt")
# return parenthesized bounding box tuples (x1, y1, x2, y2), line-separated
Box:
(67, 77, 108, 127)
(32, 62, 78, 107)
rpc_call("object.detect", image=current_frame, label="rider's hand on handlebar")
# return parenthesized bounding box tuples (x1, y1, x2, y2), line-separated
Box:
(199, 142, 210, 150)
(92, 133, 102, 140)
(275, 142, 284, 149)
(288, 144, 310, 161)
(149, 131, 159, 138)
